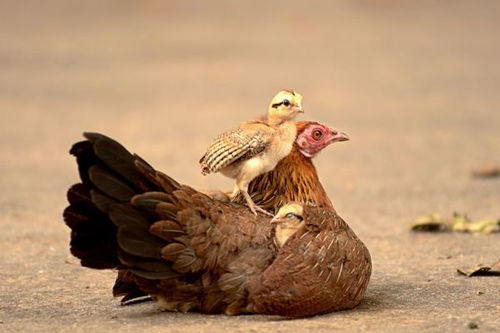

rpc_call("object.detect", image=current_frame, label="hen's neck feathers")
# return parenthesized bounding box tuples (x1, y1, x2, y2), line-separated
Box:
(246, 145, 334, 212)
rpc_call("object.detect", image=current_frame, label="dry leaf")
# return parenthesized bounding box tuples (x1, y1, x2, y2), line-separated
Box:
(412, 213, 500, 234)
(457, 261, 500, 277)
(451, 212, 500, 234)
(411, 214, 447, 232)
(467, 321, 479, 329)
(471, 165, 500, 179)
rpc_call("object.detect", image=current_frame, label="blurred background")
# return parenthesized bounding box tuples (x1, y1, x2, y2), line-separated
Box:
(0, 0, 499, 331)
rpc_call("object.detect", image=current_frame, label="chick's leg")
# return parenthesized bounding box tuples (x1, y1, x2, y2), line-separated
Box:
(230, 184, 240, 198)
(234, 182, 273, 216)
(242, 190, 273, 216)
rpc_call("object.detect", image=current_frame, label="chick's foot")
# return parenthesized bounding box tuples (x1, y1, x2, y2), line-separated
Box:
(241, 190, 273, 216)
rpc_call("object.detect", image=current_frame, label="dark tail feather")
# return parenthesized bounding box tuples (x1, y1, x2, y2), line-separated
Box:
(83, 132, 158, 192)
(113, 270, 152, 305)
(63, 183, 120, 269)
(63, 133, 168, 302)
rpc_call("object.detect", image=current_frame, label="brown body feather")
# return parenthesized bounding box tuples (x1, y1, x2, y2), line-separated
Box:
(240, 146, 334, 213)
(248, 209, 371, 316)
(63, 133, 371, 317)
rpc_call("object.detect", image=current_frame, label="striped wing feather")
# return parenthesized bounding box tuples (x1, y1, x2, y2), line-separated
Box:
(200, 123, 271, 174)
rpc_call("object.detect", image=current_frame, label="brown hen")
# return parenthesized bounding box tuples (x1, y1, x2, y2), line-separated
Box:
(63, 132, 371, 317)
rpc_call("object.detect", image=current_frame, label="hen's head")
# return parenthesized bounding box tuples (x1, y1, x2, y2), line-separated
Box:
(267, 90, 304, 122)
(295, 121, 349, 158)
(271, 203, 305, 247)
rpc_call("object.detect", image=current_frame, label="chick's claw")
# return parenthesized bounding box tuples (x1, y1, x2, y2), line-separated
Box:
(241, 190, 273, 216)
(249, 203, 274, 217)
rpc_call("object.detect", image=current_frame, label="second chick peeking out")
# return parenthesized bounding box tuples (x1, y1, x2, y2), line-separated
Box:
(200, 90, 304, 216)
(271, 203, 306, 247)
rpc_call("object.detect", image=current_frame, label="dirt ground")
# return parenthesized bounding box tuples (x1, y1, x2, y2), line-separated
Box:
(0, 0, 499, 332)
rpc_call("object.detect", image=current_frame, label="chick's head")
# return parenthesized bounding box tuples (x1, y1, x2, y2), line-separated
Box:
(295, 121, 350, 158)
(271, 203, 305, 247)
(267, 90, 304, 122)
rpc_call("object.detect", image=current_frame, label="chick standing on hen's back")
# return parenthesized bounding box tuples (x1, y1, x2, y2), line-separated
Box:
(200, 90, 304, 215)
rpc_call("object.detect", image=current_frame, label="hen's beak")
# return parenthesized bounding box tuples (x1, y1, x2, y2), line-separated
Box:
(329, 130, 349, 143)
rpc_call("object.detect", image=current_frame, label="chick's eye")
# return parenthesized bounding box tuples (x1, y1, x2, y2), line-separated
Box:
(282, 99, 290, 107)
(312, 129, 323, 140)
(285, 212, 303, 220)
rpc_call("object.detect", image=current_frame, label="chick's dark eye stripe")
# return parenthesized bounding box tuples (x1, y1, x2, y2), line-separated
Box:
(271, 102, 283, 108)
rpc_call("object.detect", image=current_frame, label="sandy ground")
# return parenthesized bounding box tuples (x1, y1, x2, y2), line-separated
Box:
(0, 0, 499, 332)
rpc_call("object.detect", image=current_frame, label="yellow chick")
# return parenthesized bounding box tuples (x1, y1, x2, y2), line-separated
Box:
(200, 90, 304, 215)
(271, 203, 306, 247)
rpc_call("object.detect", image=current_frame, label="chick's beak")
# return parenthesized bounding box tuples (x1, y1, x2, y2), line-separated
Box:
(329, 129, 349, 143)
(270, 216, 283, 224)
(293, 106, 304, 114)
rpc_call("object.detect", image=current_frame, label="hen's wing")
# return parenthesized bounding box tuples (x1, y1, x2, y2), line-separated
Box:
(248, 209, 372, 317)
(199, 122, 271, 175)
(64, 133, 276, 314)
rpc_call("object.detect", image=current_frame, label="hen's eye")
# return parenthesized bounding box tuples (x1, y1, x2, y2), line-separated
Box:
(282, 99, 290, 107)
(312, 129, 323, 140)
